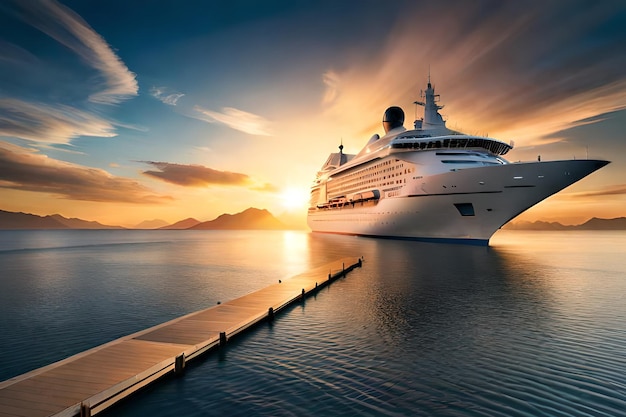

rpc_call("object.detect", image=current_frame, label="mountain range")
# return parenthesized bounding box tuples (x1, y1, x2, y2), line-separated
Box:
(1, 208, 625, 231)
(190, 208, 287, 230)
(502, 217, 626, 231)
(0, 208, 289, 230)
(0, 210, 124, 230)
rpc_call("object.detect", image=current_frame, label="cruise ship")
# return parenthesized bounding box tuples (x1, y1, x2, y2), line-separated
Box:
(307, 78, 609, 245)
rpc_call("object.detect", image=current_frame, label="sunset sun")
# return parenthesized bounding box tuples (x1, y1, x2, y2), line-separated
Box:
(279, 187, 309, 211)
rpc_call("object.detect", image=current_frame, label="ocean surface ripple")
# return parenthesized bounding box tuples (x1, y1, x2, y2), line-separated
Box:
(1, 230, 625, 416)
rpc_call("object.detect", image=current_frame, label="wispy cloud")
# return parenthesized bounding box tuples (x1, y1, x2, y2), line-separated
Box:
(150, 86, 185, 106)
(142, 161, 252, 187)
(0, 0, 139, 145)
(0, 142, 170, 203)
(192, 106, 272, 136)
(322, 70, 340, 105)
(194, 146, 212, 153)
(321, 1, 626, 145)
(250, 182, 280, 193)
(0, 98, 117, 144)
(568, 185, 626, 198)
(0, 39, 40, 67)
(12, 0, 138, 104)
(141, 161, 277, 192)
(541, 108, 626, 143)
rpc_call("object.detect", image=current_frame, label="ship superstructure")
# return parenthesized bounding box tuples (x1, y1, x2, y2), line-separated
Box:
(307, 78, 609, 244)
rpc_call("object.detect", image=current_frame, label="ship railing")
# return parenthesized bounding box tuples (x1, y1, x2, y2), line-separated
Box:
(314, 190, 380, 211)
(392, 136, 512, 155)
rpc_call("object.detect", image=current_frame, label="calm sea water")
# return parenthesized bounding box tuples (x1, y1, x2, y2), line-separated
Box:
(1, 230, 625, 416)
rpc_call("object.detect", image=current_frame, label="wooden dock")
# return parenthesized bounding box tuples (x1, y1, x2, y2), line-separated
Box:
(0, 257, 362, 417)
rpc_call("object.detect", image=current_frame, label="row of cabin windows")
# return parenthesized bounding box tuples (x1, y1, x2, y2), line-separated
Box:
(327, 160, 414, 197)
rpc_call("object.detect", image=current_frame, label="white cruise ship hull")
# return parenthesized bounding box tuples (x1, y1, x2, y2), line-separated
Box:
(307, 160, 608, 245)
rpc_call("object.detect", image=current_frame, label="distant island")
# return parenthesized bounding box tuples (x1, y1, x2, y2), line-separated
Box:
(189, 208, 287, 230)
(0, 208, 290, 230)
(502, 217, 626, 231)
(158, 218, 202, 230)
(1, 207, 625, 231)
(0, 210, 124, 230)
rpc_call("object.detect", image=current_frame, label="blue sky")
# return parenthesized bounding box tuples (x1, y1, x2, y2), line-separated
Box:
(1, 0, 625, 226)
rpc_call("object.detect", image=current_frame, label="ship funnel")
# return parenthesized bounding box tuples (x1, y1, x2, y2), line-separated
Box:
(383, 106, 404, 133)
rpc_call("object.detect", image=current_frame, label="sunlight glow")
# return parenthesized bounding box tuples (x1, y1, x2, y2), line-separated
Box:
(279, 187, 309, 210)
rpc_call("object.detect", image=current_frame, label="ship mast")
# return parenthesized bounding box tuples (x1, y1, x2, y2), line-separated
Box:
(414, 72, 446, 130)
(338, 139, 347, 166)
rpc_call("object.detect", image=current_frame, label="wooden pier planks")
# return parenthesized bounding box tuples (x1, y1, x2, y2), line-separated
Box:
(0, 339, 187, 417)
(0, 257, 361, 417)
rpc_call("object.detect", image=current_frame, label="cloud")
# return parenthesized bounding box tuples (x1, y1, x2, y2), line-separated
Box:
(150, 86, 185, 106)
(322, 70, 340, 105)
(141, 161, 279, 192)
(321, 1, 626, 145)
(250, 182, 280, 193)
(541, 108, 626, 143)
(0, 1, 139, 145)
(142, 161, 252, 187)
(192, 106, 273, 136)
(568, 185, 626, 198)
(0, 98, 118, 144)
(0, 142, 170, 203)
(12, 0, 138, 104)
(0, 39, 40, 67)
(193, 146, 212, 153)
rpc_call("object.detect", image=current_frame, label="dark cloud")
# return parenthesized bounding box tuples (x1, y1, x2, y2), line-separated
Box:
(466, 0, 626, 126)
(0, 143, 170, 203)
(326, 0, 626, 144)
(539, 109, 626, 153)
(142, 161, 253, 187)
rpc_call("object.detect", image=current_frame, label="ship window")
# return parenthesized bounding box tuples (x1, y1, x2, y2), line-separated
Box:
(454, 203, 475, 216)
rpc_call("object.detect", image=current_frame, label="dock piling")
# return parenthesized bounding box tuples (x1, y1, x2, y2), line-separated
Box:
(80, 402, 91, 417)
(219, 332, 227, 347)
(175, 354, 185, 375)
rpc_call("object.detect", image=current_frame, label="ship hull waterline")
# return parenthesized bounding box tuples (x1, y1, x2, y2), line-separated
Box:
(307, 159, 609, 245)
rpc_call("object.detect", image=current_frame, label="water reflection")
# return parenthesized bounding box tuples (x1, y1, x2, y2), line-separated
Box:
(106, 231, 626, 416)
(288, 234, 625, 416)
(307, 235, 559, 351)
(3, 230, 625, 416)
